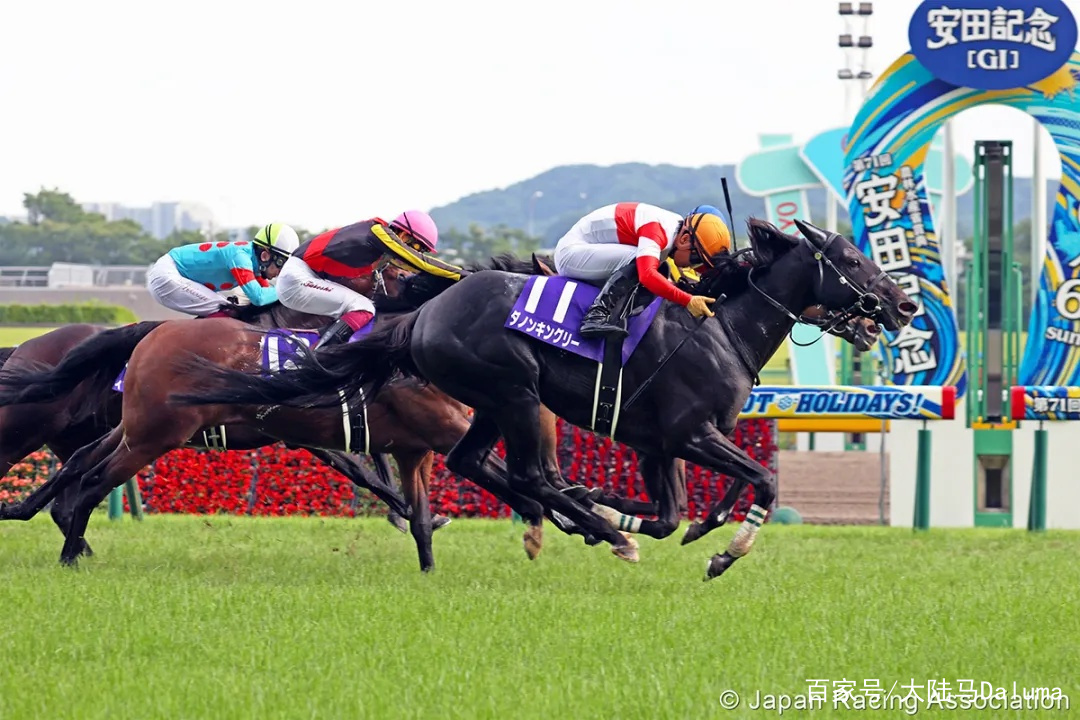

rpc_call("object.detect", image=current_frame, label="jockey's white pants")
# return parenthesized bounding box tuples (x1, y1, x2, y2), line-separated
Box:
(146, 254, 226, 317)
(553, 239, 636, 284)
(276, 256, 375, 320)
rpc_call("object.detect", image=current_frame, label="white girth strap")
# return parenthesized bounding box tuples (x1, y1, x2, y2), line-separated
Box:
(338, 388, 369, 454)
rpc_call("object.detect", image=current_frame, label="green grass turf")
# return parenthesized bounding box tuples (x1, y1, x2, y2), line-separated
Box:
(0, 516, 1076, 719)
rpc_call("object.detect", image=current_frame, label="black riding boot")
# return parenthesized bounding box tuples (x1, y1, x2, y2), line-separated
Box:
(579, 263, 640, 339)
(312, 318, 354, 351)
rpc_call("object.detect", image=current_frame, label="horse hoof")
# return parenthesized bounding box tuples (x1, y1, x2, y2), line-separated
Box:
(523, 524, 543, 560)
(704, 552, 737, 581)
(387, 512, 409, 534)
(681, 521, 708, 545)
(432, 515, 451, 531)
(80, 540, 94, 558)
(559, 485, 592, 502)
(59, 554, 79, 569)
(612, 532, 639, 563)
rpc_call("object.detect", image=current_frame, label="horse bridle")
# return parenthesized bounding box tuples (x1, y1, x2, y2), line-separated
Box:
(746, 232, 891, 346)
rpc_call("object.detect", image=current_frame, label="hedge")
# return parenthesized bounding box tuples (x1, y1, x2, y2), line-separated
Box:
(2, 419, 778, 522)
(0, 301, 138, 325)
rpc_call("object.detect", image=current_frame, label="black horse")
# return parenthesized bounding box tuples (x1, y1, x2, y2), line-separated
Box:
(175, 219, 916, 579)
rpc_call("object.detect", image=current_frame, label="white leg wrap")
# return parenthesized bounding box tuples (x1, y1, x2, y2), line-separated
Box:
(726, 504, 768, 558)
(590, 502, 641, 533)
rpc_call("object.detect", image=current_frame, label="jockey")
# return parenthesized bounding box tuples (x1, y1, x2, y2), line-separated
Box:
(277, 210, 466, 350)
(146, 223, 300, 319)
(553, 202, 733, 339)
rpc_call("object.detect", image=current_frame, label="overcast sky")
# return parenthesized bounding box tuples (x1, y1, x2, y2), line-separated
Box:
(2, 0, 1075, 230)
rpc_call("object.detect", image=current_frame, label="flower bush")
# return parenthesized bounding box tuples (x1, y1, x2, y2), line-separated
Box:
(3, 419, 777, 522)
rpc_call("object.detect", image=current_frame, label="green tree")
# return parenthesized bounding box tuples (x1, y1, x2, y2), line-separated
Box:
(439, 224, 543, 262)
(23, 188, 87, 225)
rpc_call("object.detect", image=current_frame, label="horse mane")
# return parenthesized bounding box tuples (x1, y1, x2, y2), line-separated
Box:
(465, 251, 538, 275)
(692, 217, 796, 300)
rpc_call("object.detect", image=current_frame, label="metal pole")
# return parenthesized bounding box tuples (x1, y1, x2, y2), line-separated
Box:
(914, 420, 931, 530)
(826, 194, 838, 234)
(124, 478, 144, 521)
(1032, 118, 1046, 305)
(1027, 422, 1047, 532)
(942, 121, 957, 289)
(108, 487, 123, 520)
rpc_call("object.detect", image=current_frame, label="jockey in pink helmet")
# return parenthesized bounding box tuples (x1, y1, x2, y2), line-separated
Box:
(277, 209, 467, 349)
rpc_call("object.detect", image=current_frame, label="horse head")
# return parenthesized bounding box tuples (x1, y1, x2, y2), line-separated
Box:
(745, 217, 917, 333)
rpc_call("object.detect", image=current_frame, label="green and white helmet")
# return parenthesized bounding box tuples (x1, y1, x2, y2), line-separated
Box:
(253, 223, 300, 257)
(252, 223, 300, 273)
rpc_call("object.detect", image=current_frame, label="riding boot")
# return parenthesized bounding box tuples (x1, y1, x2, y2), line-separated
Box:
(579, 263, 640, 339)
(311, 319, 354, 351)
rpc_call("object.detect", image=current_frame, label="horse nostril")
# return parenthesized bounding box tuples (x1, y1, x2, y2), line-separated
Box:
(868, 324, 881, 335)
(899, 301, 918, 315)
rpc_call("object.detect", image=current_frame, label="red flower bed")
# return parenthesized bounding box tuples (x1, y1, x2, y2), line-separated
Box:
(4, 419, 777, 522)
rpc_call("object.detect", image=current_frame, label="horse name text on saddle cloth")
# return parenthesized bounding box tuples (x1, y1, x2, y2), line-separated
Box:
(503, 275, 663, 364)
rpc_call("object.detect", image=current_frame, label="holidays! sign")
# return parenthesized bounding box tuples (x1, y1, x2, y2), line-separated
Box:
(909, 0, 1077, 90)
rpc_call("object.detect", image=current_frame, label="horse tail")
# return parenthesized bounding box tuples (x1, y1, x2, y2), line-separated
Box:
(170, 311, 421, 410)
(0, 347, 16, 369)
(0, 321, 163, 407)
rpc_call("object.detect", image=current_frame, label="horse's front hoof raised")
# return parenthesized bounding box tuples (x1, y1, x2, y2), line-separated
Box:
(387, 512, 409, 534)
(704, 552, 737, 581)
(432, 515, 451, 531)
(681, 521, 708, 545)
(611, 533, 639, 563)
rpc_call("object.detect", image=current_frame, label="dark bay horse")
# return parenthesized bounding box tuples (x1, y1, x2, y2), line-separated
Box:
(167, 219, 915, 579)
(0, 310, 410, 557)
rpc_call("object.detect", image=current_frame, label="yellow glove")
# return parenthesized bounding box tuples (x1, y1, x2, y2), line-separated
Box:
(687, 295, 715, 318)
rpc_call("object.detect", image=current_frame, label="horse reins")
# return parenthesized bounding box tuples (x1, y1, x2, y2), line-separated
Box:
(746, 232, 890, 347)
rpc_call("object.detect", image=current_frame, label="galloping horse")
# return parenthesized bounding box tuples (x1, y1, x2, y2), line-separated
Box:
(167, 219, 914, 578)
(0, 307, 410, 558)
(0, 256, 608, 570)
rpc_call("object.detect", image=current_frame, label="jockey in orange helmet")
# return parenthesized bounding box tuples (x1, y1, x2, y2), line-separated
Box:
(553, 203, 733, 339)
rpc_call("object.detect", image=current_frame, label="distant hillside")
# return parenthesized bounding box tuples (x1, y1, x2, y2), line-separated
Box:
(429, 163, 1059, 246)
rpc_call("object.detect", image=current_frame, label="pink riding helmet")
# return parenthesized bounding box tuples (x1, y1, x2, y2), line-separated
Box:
(390, 209, 439, 253)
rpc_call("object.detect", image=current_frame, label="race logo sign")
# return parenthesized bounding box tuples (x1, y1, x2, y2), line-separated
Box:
(909, 0, 1077, 90)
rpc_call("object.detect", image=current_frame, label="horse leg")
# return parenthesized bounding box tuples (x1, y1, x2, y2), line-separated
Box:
(444, 412, 543, 522)
(306, 449, 412, 520)
(0, 436, 110, 522)
(680, 477, 747, 546)
(383, 451, 449, 534)
(443, 412, 554, 559)
(418, 451, 451, 531)
(492, 398, 638, 563)
(0, 406, 65, 517)
(590, 453, 681, 540)
(58, 426, 169, 567)
(674, 423, 775, 581)
(394, 449, 434, 572)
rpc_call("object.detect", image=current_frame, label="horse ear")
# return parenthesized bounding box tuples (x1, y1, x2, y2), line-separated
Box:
(793, 219, 830, 249)
(746, 217, 798, 264)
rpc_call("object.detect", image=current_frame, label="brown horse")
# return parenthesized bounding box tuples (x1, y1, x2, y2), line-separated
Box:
(1, 309, 590, 570)
(0, 317, 414, 557)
